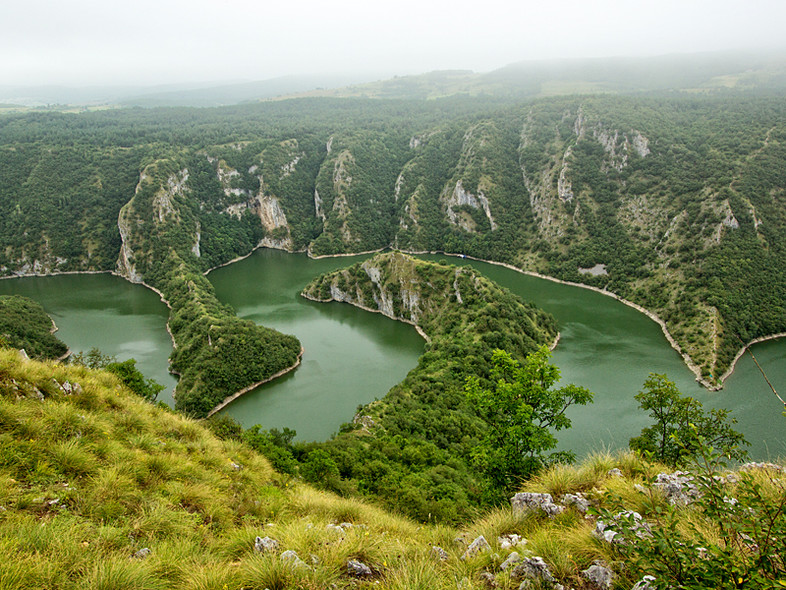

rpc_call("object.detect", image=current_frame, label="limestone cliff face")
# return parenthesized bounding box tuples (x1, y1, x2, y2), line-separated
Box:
(214, 140, 303, 251)
(116, 163, 199, 283)
(444, 180, 498, 232)
(310, 144, 362, 253)
(440, 124, 500, 234)
(302, 252, 559, 354)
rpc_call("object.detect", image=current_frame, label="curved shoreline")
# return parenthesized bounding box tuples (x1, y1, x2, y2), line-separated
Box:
(394, 249, 736, 390)
(3, 246, 782, 390)
(301, 291, 432, 343)
(301, 271, 562, 352)
(206, 346, 305, 418)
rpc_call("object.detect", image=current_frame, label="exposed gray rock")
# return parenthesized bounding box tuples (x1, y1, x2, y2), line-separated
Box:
(431, 545, 449, 561)
(581, 563, 613, 589)
(230, 462, 242, 471)
(462, 535, 492, 560)
(133, 547, 151, 559)
(654, 471, 700, 505)
(254, 536, 279, 553)
(479, 571, 498, 587)
(560, 492, 590, 514)
(497, 533, 525, 550)
(511, 492, 563, 517)
(740, 461, 784, 473)
(499, 551, 522, 571)
(61, 381, 82, 396)
(607, 468, 623, 478)
(632, 575, 657, 590)
(326, 523, 344, 534)
(18, 349, 29, 360)
(346, 559, 373, 577)
(281, 550, 307, 568)
(594, 511, 652, 545)
(511, 556, 556, 584)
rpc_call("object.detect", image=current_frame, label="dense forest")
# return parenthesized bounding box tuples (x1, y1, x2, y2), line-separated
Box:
(293, 252, 564, 520)
(2, 91, 785, 395)
(0, 295, 68, 360)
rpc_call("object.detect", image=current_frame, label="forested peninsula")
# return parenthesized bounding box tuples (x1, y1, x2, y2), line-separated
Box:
(1, 90, 786, 406)
(296, 252, 561, 520)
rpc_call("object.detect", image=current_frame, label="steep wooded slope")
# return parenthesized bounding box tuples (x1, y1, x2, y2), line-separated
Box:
(1, 95, 785, 385)
(297, 253, 559, 520)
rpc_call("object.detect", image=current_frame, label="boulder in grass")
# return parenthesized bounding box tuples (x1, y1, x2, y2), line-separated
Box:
(254, 536, 279, 553)
(347, 559, 373, 577)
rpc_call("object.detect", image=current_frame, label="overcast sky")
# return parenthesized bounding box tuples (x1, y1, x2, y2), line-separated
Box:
(2, 0, 785, 87)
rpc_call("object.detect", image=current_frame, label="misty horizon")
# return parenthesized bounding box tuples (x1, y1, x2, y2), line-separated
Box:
(2, 0, 786, 88)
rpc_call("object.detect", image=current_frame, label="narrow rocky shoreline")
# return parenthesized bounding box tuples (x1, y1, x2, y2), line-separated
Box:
(4, 245, 783, 391)
(206, 346, 305, 417)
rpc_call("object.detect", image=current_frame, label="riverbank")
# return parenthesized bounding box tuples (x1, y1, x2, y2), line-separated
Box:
(206, 346, 305, 418)
(399, 249, 724, 390)
(301, 291, 431, 343)
(2, 245, 779, 392)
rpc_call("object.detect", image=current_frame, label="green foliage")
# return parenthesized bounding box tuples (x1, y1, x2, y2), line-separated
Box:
(71, 348, 164, 402)
(105, 359, 164, 402)
(299, 253, 560, 521)
(2, 92, 786, 388)
(243, 426, 299, 475)
(0, 295, 68, 360)
(599, 440, 785, 589)
(70, 347, 116, 369)
(466, 347, 593, 500)
(629, 373, 748, 465)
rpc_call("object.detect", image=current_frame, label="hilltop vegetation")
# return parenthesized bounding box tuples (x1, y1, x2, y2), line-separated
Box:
(0, 295, 68, 360)
(294, 253, 567, 520)
(0, 348, 781, 589)
(1, 88, 785, 386)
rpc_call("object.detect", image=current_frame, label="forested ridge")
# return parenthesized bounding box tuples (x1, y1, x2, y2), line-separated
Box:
(296, 252, 562, 521)
(1, 92, 785, 394)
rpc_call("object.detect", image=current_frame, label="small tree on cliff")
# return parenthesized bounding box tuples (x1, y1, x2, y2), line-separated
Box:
(465, 346, 593, 499)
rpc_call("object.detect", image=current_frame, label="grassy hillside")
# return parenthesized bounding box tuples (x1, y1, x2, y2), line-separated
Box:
(0, 348, 781, 589)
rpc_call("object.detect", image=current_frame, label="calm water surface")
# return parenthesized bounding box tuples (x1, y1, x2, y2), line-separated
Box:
(0, 251, 783, 457)
(207, 251, 424, 441)
(0, 273, 178, 405)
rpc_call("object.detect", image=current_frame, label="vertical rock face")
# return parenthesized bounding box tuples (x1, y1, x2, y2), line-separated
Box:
(444, 180, 498, 232)
(314, 189, 325, 221)
(255, 194, 288, 232)
(116, 163, 200, 283)
(557, 148, 574, 203)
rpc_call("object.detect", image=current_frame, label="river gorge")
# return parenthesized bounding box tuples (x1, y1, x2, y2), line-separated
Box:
(1, 248, 783, 459)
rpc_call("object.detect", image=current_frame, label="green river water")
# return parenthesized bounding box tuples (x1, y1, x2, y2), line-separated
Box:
(0, 249, 783, 459)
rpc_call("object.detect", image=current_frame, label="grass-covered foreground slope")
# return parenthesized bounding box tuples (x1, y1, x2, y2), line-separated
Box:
(299, 253, 559, 521)
(0, 348, 782, 589)
(0, 294, 68, 360)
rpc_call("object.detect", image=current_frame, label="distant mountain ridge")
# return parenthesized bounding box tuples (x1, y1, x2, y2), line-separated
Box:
(3, 50, 786, 109)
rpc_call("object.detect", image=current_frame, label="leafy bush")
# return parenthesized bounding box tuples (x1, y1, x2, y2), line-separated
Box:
(629, 373, 748, 465)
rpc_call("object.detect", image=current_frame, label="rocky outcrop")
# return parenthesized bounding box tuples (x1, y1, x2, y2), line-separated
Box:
(557, 148, 574, 203)
(511, 492, 564, 517)
(444, 180, 498, 231)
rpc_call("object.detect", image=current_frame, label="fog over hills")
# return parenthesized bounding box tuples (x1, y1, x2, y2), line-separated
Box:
(2, 50, 786, 109)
